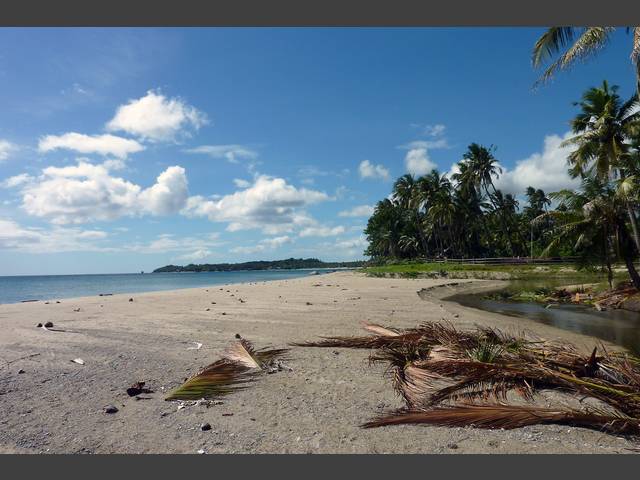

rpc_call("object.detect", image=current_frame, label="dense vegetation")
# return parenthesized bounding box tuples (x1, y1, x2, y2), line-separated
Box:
(153, 258, 364, 273)
(364, 82, 640, 288)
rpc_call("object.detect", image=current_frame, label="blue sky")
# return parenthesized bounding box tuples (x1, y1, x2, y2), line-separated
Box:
(0, 28, 636, 275)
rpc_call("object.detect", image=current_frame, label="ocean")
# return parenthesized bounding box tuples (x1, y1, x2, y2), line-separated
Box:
(0, 269, 331, 304)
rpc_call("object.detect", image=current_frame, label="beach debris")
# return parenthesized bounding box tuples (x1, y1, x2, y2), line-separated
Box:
(44, 321, 54, 328)
(56, 301, 61, 304)
(36, 323, 43, 328)
(126, 381, 153, 397)
(99, 293, 113, 296)
(73, 308, 80, 312)
(205, 308, 210, 311)
(200, 423, 212, 431)
(44, 302, 50, 305)
(71, 358, 85, 365)
(221, 312, 227, 315)
(197, 449, 206, 454)
(306, 302, 313, 306)
(211, 302, 216, 304)
(129, 298, 134, 302)
(222, 413, 234, 417)
(187, 342, 203, 351)
(17, 369, 25, 374)
(21, 299, 39, 303)
(235, 334, 242, 339)
(165, 339, 289, 401)
(296, 321, 640, 438)
(104, 405, 118, 414)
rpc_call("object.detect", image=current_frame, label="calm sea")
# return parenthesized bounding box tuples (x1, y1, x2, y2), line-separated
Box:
(0, 269, 332, 304)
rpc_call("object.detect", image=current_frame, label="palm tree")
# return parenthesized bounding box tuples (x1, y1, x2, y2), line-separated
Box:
(562, 81, 640, 252)
(532, 27, 640, 95)
(463, 143, 519, 255)
(536, 176, 640, 289)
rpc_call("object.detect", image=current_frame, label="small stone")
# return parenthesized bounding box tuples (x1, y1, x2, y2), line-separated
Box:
(104, 405, 118, 414)
(221, 312, 227, 315)
(453, 314, 459, 318)
(306, 302, 313, 305)
(17, 369, 25, 374)
(44, 321, 54, 328)
(201, 423, 212, 431)
(129, 298, 134, 302)
(235, 333, 242, 339)
(447, 443, 458, 449)
(36, 323, 43, 328)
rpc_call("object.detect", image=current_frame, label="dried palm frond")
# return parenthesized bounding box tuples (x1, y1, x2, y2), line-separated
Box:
(361, 321, 400, 337)
(362, 404, 640, 435)
(224, 339, 289, 370)
(165, 338, 289, 401)
(164, 359, 256, 401)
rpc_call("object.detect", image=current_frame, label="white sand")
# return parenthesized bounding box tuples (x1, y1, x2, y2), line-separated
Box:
(0, 272, 635, 453)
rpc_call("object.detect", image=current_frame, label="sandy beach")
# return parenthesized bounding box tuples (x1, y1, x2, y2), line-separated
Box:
(0, 271, 636, 454)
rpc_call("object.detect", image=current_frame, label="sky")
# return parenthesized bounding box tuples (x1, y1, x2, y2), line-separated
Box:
(0, 27, 637, 275)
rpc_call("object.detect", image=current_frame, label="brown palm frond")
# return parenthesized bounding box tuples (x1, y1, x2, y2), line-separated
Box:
(291, 331, 426, 349)
(164, 359, 256, 401)
(362, 404, 640, 435)
(224, 339, 290, 369)
(361, 321, 400, 337)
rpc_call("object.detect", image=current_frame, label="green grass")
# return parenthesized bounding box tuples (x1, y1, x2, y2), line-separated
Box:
(362, 262, 580, 277)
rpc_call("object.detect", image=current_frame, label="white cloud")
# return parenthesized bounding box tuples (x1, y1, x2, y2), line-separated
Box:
(0, 140, 17, 162)
(106, 89, 207, 142)
(124, 233, 223, 256)
(338, 204, 374, 218)
(495, 132, 580, 195)
(38, 132, 144, 159)
(138, 166, 189, 216)
(359, 160, 390, 181)
(182, 175, 329, 233)
(298, 225, 346, 238)
(233, 178, 251, 188)
(17, 161, 189, 224)
(0, 218, 111, 253)
(186, 144, 258, 164)
(405, 148, 436, 176)
(2, 173, 33, 189)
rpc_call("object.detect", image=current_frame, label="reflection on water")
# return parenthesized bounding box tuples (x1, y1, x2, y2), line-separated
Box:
(448, 283, 640, 355)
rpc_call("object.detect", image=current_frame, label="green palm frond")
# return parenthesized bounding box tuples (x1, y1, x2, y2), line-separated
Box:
(535, 27, 614, 85)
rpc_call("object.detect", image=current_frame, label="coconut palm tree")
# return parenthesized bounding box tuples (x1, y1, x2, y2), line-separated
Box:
(532, 27, 640, 94)
(562, 81, 640, 252)
(536, 176, 640, 289)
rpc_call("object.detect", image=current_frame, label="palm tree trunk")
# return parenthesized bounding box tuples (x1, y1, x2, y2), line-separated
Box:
(626, 204, 640, 254)
(487, 182, 515, 256)
(618, 222, 640, 289)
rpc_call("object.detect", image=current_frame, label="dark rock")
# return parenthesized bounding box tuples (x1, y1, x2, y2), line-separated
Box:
(447, 443, 458, 450)
(44, 321, 54, 328)
(36, 323, 43, 328)
(129, 298, 134, 302)
(17, 369, 25, 374)
(126, 381, 153, 397)
(104, 405, 118, 414)
(235, 333, 242, 339)
(201, 423, 212, 431)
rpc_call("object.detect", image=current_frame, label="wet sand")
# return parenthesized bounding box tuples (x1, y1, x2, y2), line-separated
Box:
(0, 272, 636, 453)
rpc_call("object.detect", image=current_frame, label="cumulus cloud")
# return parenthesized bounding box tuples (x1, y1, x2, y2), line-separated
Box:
(405, 148, 436, 176)
(138, 166, 189, 216)
(185, 144, 258, 164)
(177, 249, 213, 262)
(494, 132, 580, 195)
(298, 225, 345, 238)
(338, 204, 374, 218)
(0, 218, 111, 253)
(106, 90, 207, 142)
(182, 175, 329, 233)
(38, 132, 144, 159)
(17, 161, 189, 224)
(0, 140, 17, 162)
(359, 160, 390, 181)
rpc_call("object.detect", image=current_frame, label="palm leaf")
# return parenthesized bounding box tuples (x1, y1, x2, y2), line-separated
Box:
(164, 359, 256, 401)
(224, 339, 290, 369)
(362, 404, 640, 435)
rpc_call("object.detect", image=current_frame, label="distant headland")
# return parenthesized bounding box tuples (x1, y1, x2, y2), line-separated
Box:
(152, 257, 365, 273)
